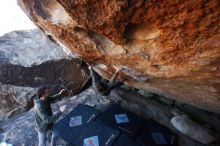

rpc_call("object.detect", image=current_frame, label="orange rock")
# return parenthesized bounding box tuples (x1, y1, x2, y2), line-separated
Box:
(18, 0, 220, 113)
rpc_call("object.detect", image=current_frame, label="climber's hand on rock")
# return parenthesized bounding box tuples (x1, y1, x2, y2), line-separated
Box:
(88, 65, 92, 70)
(116, 67, 122, 73)
(59, 89, 66, 95)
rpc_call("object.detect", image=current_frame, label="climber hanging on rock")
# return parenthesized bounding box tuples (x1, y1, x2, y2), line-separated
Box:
(33, 86, 67, 146)
(89, 65, 126, 96)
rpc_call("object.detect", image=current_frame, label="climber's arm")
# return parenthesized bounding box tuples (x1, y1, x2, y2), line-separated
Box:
(109, 67, 122, 84)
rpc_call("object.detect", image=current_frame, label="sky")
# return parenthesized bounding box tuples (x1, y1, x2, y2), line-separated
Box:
(0, 0, 36, 37)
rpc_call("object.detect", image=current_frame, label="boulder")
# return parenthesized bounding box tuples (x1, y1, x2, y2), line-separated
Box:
(17, 0, 220, 113)
(0, 29, 72, 67)
(170, 113, 218, 144)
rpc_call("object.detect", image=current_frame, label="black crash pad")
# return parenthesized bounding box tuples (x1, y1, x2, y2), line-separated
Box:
(71, 121, 120, 146)
(96, 105, 145, 138)
(113, 134, 141, 146)
(52, 104, 100, 143)
(137, 120, 178, 146)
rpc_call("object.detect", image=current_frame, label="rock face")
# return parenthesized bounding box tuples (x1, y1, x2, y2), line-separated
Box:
(0, 29, 72, 67)
(18, 0, 220, 113)
(0, 84, 35, 121)
(0, 29, 90, 89)
(0, 59, 89, 88)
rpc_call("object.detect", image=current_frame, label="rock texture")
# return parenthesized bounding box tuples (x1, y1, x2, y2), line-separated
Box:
(0, 29, 72, 67)
(18, 0, 220, 113)
(0, 59, 89, 88)
(0, 84, 35, 121)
